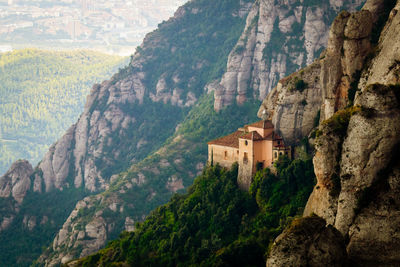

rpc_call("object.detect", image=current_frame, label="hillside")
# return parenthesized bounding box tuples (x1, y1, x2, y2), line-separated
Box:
(69, 157, 314, 266)
(0, 0, 367, 266)
(1, 1, 254, 266)
(0, 49, 127, 174)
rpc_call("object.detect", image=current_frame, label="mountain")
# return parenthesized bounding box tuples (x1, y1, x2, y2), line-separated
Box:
(258, 0, 400, 265)
(209, 0, 364, 110)
(69, 0, 400, 265)
(0, 0, 367, 266)
(0, 49, 127, 175)
(1, 0, 254, 265)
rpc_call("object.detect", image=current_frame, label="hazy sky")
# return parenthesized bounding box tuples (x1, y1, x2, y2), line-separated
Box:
(0, 0, 188, 55)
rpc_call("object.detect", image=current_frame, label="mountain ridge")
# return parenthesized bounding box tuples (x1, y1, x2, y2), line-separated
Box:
(0, 0, 374, 266)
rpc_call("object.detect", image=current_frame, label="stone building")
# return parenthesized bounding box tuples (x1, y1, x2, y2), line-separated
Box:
(207, 120, 291, 190)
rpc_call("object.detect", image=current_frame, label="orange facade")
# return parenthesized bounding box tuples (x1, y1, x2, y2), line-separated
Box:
(208, 120, 291, 190)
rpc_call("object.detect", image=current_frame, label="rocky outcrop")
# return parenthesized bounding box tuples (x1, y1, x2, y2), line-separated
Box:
(301, 0, 400, 264)
(304, 82, 400, 264)
(266, 216, 347, 267)
(0, 160, 33, 232)
(40, 195, 112, 266)
(257, 0, 388, 144)
(258, 61, 323, 145)
(35, 75, 146, 193)
(266, 0, 400, 265)
(211, 0, 365, 111)
(0, 160, 33, 203)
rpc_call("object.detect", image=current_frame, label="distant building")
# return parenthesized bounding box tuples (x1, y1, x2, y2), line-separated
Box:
(207, 120, 291, 190)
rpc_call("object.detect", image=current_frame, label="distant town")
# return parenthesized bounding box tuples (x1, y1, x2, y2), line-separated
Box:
(0, 0, 187, 55)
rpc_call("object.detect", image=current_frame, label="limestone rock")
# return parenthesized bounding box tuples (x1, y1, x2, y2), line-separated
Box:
(347, 163, 400, 265)
(266, 216, 347, 267)
(268, 1, 400, 265)
(124, 217, 135, 232)
(0, 160, 33, 203)
(44, 195, 111, 265)
(359, 1, 400, 88)
(166, 175, 184, 192)
(258, 61, 323, 145)
(211, 0, 364, 111)
(304, 120, 342, 225)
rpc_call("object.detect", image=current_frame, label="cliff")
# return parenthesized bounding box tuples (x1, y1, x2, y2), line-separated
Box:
(257, 0, 385, 144)
(209, 0, 364, 111)
(267, 0, 400, 265)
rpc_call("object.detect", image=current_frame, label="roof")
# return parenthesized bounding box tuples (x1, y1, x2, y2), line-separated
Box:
(207, 130, 243, 148)
(273, 132, 283, 140)
(240, 131, 264, 141)
(246, 120, 274, 129)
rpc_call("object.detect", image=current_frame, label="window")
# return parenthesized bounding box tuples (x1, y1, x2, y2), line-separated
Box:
(245, 140, 248, 146)
(278, 141, 280, 145)
(285, 151, 288, 155)
(279, 152, 283, 155)
(243, 152, 248, 164)
(237, 150, 239, 155)
(224, 151, 228, 159)
(274, 152, 278, 158)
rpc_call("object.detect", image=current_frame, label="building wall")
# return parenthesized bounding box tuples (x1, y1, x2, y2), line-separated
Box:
(238, 138, 254, 191)
(253, 140, 273, 168)
(208, 144, 238, 169)
(272, 147, 291, 162)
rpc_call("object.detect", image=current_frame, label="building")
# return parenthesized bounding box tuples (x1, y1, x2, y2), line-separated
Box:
(207, 120, 291, 190)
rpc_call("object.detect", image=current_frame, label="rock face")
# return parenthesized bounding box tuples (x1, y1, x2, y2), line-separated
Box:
(0, 160, 33, 232)
(40, 195, 111, 266)
(211, 0, 365, 111)
(266, 216, 347, 267)
(269, 0, 400, 265)
(305, 82, 400, 265)
(0, 160, 33, 203)
(266, 0, 400, 265)
(257, 0, 386, 144)
(258, 61, 323, 145)
(35, 75, 145, 193)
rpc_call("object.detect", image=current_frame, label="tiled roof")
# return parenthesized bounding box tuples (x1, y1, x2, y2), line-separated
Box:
(240, 131, 264, 141)
(246, 120, 274, 129)
(273, 132, 283, 140)
(207, 130, 243, 148)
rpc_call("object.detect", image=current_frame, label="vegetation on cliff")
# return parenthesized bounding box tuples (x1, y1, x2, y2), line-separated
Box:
(74, 155, 314, 266)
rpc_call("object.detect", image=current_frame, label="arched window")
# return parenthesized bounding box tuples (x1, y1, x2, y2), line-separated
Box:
(245, 140, 248, 146)
(243, 152, 248, 164)
(274, 151, 278, 158)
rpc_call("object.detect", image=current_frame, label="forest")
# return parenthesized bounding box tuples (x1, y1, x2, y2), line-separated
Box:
(0, 49, 128, 174)
(75, 154, 315, 266)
